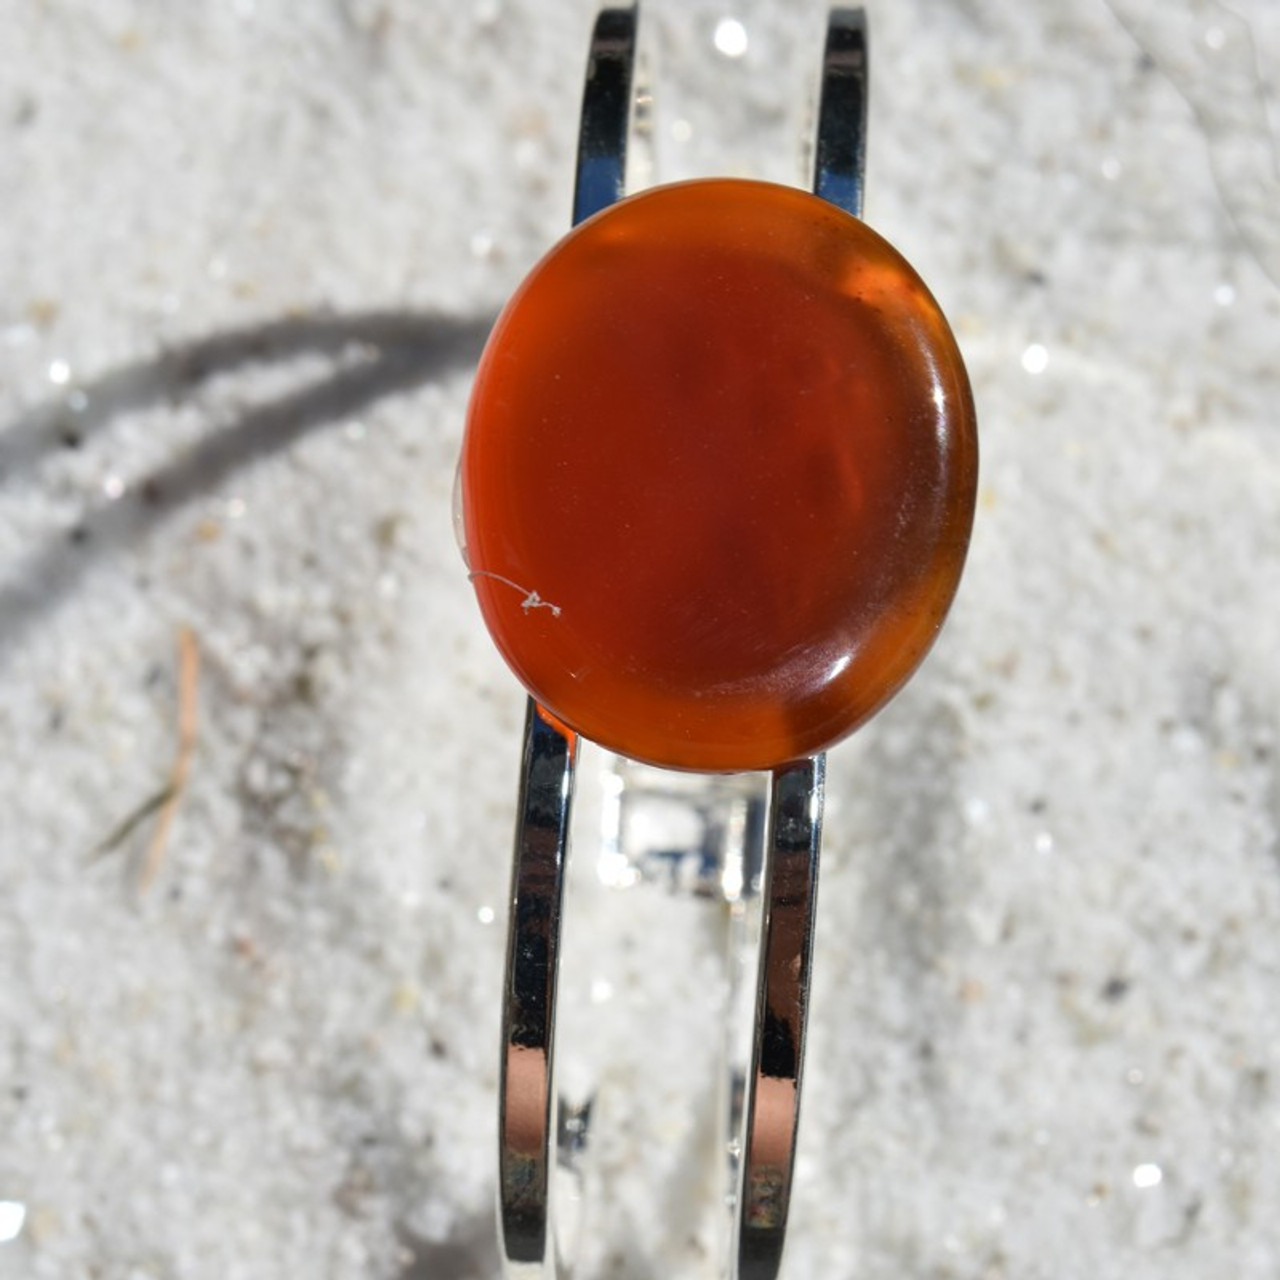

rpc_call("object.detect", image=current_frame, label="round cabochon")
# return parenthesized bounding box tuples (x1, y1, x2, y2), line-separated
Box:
(461, 178, 977, 772)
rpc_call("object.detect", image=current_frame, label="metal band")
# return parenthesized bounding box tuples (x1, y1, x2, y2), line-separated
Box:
(814, 8, 869, 218)
(498, 702, 577, 1277)
(736, 757, 826, 1280)
(499, 9, 639, 1274)
(572, 6, 639, 226)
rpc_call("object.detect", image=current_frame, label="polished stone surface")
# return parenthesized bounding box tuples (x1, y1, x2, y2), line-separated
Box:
(463, 179, 976, 769)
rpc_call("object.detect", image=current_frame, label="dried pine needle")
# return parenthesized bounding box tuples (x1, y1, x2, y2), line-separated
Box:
(92, 626, 200, 890)
(137, 626, 200, 891)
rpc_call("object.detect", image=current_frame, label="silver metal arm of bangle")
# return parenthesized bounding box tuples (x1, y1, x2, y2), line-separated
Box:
(496, 8, 867, 1278)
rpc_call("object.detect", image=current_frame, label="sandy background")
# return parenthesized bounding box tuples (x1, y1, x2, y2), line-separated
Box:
(2, 0, 1279, 1277)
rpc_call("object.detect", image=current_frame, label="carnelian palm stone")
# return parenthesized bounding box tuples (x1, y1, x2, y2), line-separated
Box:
(461, 178, 977, 772)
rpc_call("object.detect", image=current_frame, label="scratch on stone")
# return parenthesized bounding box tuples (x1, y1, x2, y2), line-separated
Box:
(469, 570, 562, 617)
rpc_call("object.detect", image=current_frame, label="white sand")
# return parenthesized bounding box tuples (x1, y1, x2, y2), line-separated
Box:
(2, 1, 1279, 1277)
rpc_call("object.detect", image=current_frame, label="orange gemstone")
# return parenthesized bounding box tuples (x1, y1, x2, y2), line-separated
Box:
(461, 178, 977, 771)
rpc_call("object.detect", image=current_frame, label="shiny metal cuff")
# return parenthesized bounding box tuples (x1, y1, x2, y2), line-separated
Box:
(498, 8, 867, 1277)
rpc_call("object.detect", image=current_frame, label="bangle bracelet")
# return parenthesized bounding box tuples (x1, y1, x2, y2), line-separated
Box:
(458, 7, 978, 1275)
